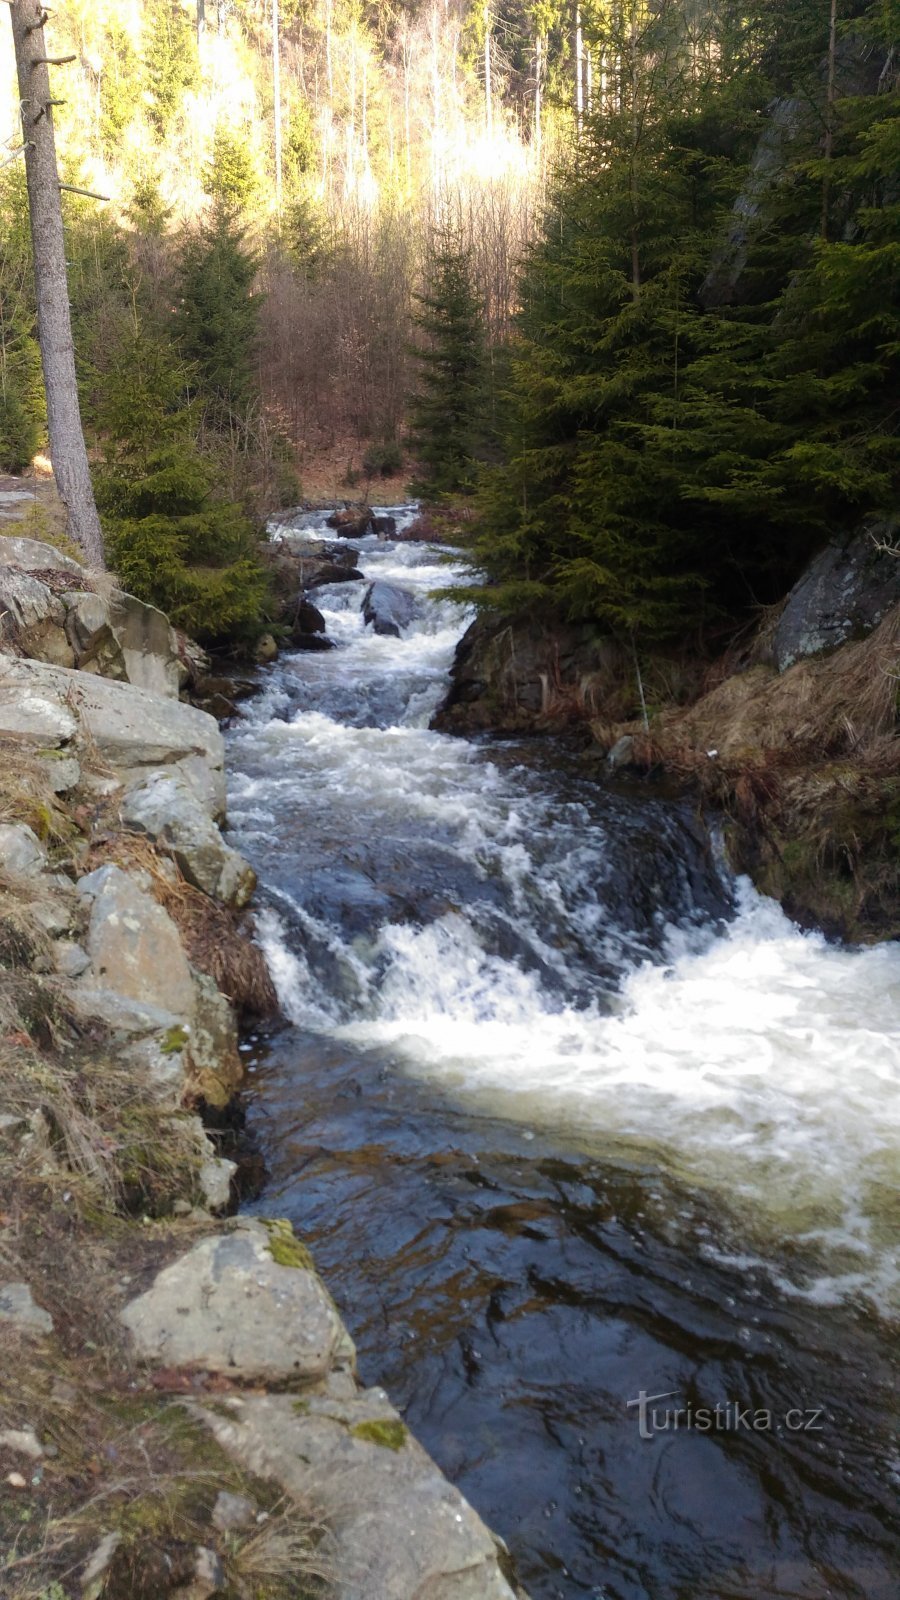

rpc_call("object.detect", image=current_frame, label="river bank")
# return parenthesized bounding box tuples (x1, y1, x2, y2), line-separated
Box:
(225, 506, 899, 1600)
(434, 526, 900, 945)
(0, 508, 525, 1600)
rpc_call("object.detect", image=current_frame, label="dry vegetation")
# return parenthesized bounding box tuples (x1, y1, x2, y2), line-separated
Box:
(612, 610, 900, 940)
(0, 715, 324, 1600)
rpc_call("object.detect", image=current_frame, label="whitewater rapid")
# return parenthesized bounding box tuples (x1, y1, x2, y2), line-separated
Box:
(228, 508, 900, 1318)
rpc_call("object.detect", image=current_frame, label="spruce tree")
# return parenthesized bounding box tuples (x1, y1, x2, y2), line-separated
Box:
(175, 201, 259, 426)
(94, 333, 266, 642)
(408, 228, 486, 500)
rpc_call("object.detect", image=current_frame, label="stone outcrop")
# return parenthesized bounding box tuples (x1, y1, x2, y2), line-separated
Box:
(769, 525, 900, 671)
(434, 611, 610, 735)
(122, 769, 256, 908)
(0, 654, 226, 815)
(121, 1220, 352, 1383)
(77, 864, 197, 1019)
(195, 1386, 521, 1600)
(0, 535, 182, 697)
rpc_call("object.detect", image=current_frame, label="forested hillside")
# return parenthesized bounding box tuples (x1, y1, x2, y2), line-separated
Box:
(1, 0, 896, 644)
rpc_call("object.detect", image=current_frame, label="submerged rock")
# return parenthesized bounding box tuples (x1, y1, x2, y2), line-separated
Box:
(120, 1220, 350, 1383)
(362, 581, 419, 638)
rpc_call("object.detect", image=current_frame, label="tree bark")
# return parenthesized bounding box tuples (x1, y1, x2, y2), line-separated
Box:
(10, 0, 105, 567)
(272, 0, 283, 217)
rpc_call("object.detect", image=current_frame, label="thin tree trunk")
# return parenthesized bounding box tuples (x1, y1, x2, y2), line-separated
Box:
(484, 3, 493, 136)
(10, 0, 105, 567)
(272, 0, 282, 217)
(534, 31, 543, 150)
(821, 0, 838, 239)
(197, 0, 205, 46)
(575, 6, 584, 131)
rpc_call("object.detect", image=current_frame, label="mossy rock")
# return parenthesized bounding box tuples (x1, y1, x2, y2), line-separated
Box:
(350, 1418, 408, 1452)
(261, 1217, 315, 1271)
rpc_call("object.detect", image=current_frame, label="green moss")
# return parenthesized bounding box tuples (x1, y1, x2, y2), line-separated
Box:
(350, 1419, 408, 1452)
(160, 1026, 189, 1055)
(261, 1218, 315, 1271)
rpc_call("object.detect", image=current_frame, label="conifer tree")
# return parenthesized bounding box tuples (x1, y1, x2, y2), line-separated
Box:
(408, 227, 486, 499)
(175, 202, 260, 426)
(94, 334, 266, 641)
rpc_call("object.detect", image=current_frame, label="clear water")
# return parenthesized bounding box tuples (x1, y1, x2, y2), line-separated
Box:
(227, 509, 900, 1600)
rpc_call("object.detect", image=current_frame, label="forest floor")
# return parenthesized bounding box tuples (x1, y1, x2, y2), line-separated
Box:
(294, 433, 411, 507)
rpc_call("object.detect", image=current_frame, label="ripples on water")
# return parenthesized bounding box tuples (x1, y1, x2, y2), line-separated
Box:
(228, 508, 900, 1600)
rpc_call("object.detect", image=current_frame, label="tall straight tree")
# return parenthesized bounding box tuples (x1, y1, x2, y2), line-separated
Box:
(9, 0, 105, 566)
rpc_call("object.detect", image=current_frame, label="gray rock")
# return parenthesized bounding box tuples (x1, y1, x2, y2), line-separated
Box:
(194, 1388, 520, 1600)
(51, 939, 90, 979)
(0, 656, 226, 817)
(211, 1490, 257, 1533)
(0, 534, 83, 575)
(120, 1221, 349, 1382)
(0, 1281, 53, 1336)
(606, 735, 636, 771)
(78, 864, 196, 1020)
(68, 988, 183, 1039)
(185, 972, 244, 1110)
(772, 528, 900, 671)
(373, 515, 397, 538)
(0, 823, 47, 877)
(122, 770, 256, 909)
(362, 581, 419, 638)
(107, 591, 181, 700)
(199, 1150, 236, 1213)
(0, 1426, 43, 1459)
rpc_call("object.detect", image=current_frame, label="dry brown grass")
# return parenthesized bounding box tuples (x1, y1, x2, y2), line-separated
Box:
(80, 834, 278, 1017)
(0, 738, 77, 848)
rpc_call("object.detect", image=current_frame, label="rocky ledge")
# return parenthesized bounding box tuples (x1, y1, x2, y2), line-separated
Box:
(0, 521, 525, 1600)
(433, 527, 900, 943)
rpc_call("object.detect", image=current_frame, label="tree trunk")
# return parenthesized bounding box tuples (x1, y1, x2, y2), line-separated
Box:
(272, 0, 282, 217)
(575, 5, 584, 132)
(534, 32, 543, 150)
(821, 0, 838, 239)
(484, 4, 493, 136)
(197, 0, 205, 46)
(10, 0, 105, 568)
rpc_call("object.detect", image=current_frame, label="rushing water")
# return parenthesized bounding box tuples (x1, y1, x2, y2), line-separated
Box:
(228, 509, 900, 1600)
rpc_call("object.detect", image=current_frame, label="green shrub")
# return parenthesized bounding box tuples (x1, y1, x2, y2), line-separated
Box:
(363, 439, 403, 478)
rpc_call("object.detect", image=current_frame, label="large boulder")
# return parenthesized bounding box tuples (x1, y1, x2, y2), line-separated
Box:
(76, 864, 196, 1020)
(0, 538, 180, 696)
(122, 770, 256, 909)
(0, 534, 83, 576)
(120, 1220, 351, 1383)
(362, 581, 419, 638)
(772, 527, 900, 671)
(0, 656, 226, 817)
(0, 568, 74, 666)
(194, 1388, 520, 1600)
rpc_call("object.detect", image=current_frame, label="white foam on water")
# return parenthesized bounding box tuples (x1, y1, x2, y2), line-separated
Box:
(234, 509, 900, 1315)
